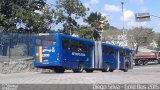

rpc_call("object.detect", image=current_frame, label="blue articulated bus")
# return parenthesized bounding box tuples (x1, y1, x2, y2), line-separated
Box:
(32, 33, 133, 73)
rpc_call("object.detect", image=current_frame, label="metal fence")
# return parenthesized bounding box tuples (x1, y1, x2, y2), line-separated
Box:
(0, 33, 33, 59)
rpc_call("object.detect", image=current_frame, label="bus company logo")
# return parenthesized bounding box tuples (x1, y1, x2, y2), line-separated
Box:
(42, 48, 55, 53)
(42, 49, 52, 52)
(72, 52, 85, 56)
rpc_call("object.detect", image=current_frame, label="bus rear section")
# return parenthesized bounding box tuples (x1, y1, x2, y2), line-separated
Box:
(119, 47, 133, 72)
(33, 34, 61, 69)
(101, 44, 133, 72)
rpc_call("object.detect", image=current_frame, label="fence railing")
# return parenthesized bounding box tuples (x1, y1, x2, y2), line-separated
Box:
(0, 33, 33, 59)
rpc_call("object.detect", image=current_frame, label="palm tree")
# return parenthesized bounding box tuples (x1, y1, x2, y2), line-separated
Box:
(85, 12, 108, 40)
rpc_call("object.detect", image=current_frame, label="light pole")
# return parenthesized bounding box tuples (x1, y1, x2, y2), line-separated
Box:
(120, 2, 128, 47)
(121, 2, 124, 34)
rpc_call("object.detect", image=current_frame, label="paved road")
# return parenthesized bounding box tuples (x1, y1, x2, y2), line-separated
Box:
(0, 64, 160, 84)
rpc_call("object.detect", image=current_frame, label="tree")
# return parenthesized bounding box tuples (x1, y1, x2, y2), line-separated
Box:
(0, 0, 55, 56)
(55, 0, 88, 35)
(21, 7, 55, 33)
(154, 33, 160, 51)
(85, 12, 108, 40)
(102, 29, 123, 44)
(85, 12, 107, 29)
(157, 34, 160, 47)
(0, 0, 54, 33)
(76, 26, 93, 39)
(127, 27, 154, 54)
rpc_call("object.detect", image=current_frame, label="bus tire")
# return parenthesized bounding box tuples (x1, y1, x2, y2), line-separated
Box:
(102, 63, 110, 72)
(143, 61, 148, 65)
(85, 69, 94, 73)
(73, 62, 84, 73)
(124, 64, 128, 72)
(109, 69, 114, 72)
(54, 67, 65, 73)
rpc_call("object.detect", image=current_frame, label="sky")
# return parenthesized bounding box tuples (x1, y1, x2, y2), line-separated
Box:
(46, 0, 160, 32)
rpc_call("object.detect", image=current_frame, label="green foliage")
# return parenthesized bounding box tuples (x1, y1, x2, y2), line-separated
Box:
(127, 27, 154, 53)
(84, 12, 108, 40)
(85, 12, 107, 29)
(77, 27, 93, 40)
(55, 0, 88, 35)
(0, 0, 54, 33)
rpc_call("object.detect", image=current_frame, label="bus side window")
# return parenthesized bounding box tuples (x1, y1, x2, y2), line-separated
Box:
(70, 45, 78, 51)
(79, 41, 88, 52)
(102, 46, 108, 55)
(120, 49, 124, 56)
(108, 46, 114, 55)
(35, 39, 41, 46)
(70, 39, 79, 51)
(62, 38, 70, 50)
(62, 38, 88, 52)
(102, 46, 114, 55)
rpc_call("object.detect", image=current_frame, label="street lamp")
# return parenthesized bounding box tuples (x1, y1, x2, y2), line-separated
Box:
(121, 2, 124, 34)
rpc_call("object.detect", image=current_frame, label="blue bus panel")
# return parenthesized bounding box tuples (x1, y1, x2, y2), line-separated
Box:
(32, 33, 133, 73)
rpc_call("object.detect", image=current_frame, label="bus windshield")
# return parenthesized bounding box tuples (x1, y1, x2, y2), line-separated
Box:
(35, 35, 56, 46)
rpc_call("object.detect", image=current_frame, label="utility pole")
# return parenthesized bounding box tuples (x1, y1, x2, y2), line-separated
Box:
(121, 2, 124, 34)
(120, 2, 127, 47)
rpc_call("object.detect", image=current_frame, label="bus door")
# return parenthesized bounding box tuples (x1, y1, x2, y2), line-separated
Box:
(104, 46, 116, 69)
(109, 47, 116, 69)
(120, 49, 125, 69)
(34, 34, 57, 65)
(127, 50, 133, 69)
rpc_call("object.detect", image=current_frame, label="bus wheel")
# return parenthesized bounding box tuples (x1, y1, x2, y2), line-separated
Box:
(143, 61, 148, 65)
(85, 69, 94, 73)
(124, 65, 128, 72)
(102, 63, 110, 72)
(73, 62, 84, 73)
(54, 67, 65, 73)
(109, 69, 114, 72)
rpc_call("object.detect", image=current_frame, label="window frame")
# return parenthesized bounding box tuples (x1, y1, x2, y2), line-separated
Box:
(35, 35, 56, 46)
(61, 37, 88, 52)
(102, 45, 114, 55)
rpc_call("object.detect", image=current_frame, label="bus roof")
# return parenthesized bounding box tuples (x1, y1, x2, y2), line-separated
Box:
(102, 42, 132, 51)
(102, 43, 118, 48)
(57, 33, 95, 45)
(35, 33, 132, 51)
